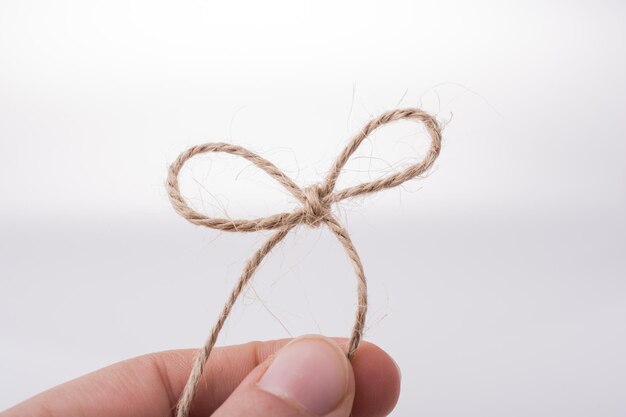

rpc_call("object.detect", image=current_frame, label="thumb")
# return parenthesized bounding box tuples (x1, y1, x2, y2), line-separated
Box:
(211, 335, 355, 417)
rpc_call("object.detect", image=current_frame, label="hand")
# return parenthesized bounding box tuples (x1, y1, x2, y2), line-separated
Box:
(2, 335, 401, 417)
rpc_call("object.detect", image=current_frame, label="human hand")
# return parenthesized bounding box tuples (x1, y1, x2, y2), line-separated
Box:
(2, 335, 401, 417)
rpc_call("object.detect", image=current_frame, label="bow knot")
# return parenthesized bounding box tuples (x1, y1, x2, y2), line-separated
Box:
(301, 183, 330, 227)
(166, 108, 443, 417)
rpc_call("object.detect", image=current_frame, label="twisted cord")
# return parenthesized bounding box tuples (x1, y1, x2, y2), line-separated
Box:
(166, 107, 443, 417)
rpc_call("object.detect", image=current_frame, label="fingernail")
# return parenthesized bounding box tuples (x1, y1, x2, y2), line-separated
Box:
(258, 336, 349, 415)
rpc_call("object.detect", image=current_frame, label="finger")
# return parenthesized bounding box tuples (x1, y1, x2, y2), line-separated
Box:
(1, 338, 400, 417)
(213, 335, 354, 417)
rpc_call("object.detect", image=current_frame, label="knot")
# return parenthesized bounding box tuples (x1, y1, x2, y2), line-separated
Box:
(301, 183, 330, 227)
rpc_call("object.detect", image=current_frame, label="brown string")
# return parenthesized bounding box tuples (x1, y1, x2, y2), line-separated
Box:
(166, 107, 443, 417)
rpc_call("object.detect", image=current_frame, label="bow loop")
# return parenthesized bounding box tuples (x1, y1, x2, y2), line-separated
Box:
(166, 142, 306, 232)
(325, 108, 442, 203)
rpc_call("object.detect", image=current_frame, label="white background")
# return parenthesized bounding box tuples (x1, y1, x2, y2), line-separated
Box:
(1, 1, 625, 415)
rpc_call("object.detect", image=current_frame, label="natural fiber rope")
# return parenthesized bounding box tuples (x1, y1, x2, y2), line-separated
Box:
(166, 107, 442, 417)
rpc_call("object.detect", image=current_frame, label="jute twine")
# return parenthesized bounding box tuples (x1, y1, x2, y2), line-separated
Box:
(166, 107, 443, 417)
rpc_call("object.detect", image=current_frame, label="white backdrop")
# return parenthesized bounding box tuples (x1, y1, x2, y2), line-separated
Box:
(1, 1, 625, 415)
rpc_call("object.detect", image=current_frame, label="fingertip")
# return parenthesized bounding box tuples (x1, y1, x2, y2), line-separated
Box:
(351, 342, 402, 417)
(257, 335, 354, 416)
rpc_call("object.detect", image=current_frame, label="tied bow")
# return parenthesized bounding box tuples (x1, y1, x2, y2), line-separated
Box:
(167, 108, 442, 417)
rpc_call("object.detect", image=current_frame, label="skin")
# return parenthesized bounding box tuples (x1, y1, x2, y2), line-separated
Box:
(1, 337, 401, 417)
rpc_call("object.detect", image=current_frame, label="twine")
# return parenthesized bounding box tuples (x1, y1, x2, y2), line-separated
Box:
(166, 107, 443, 417)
